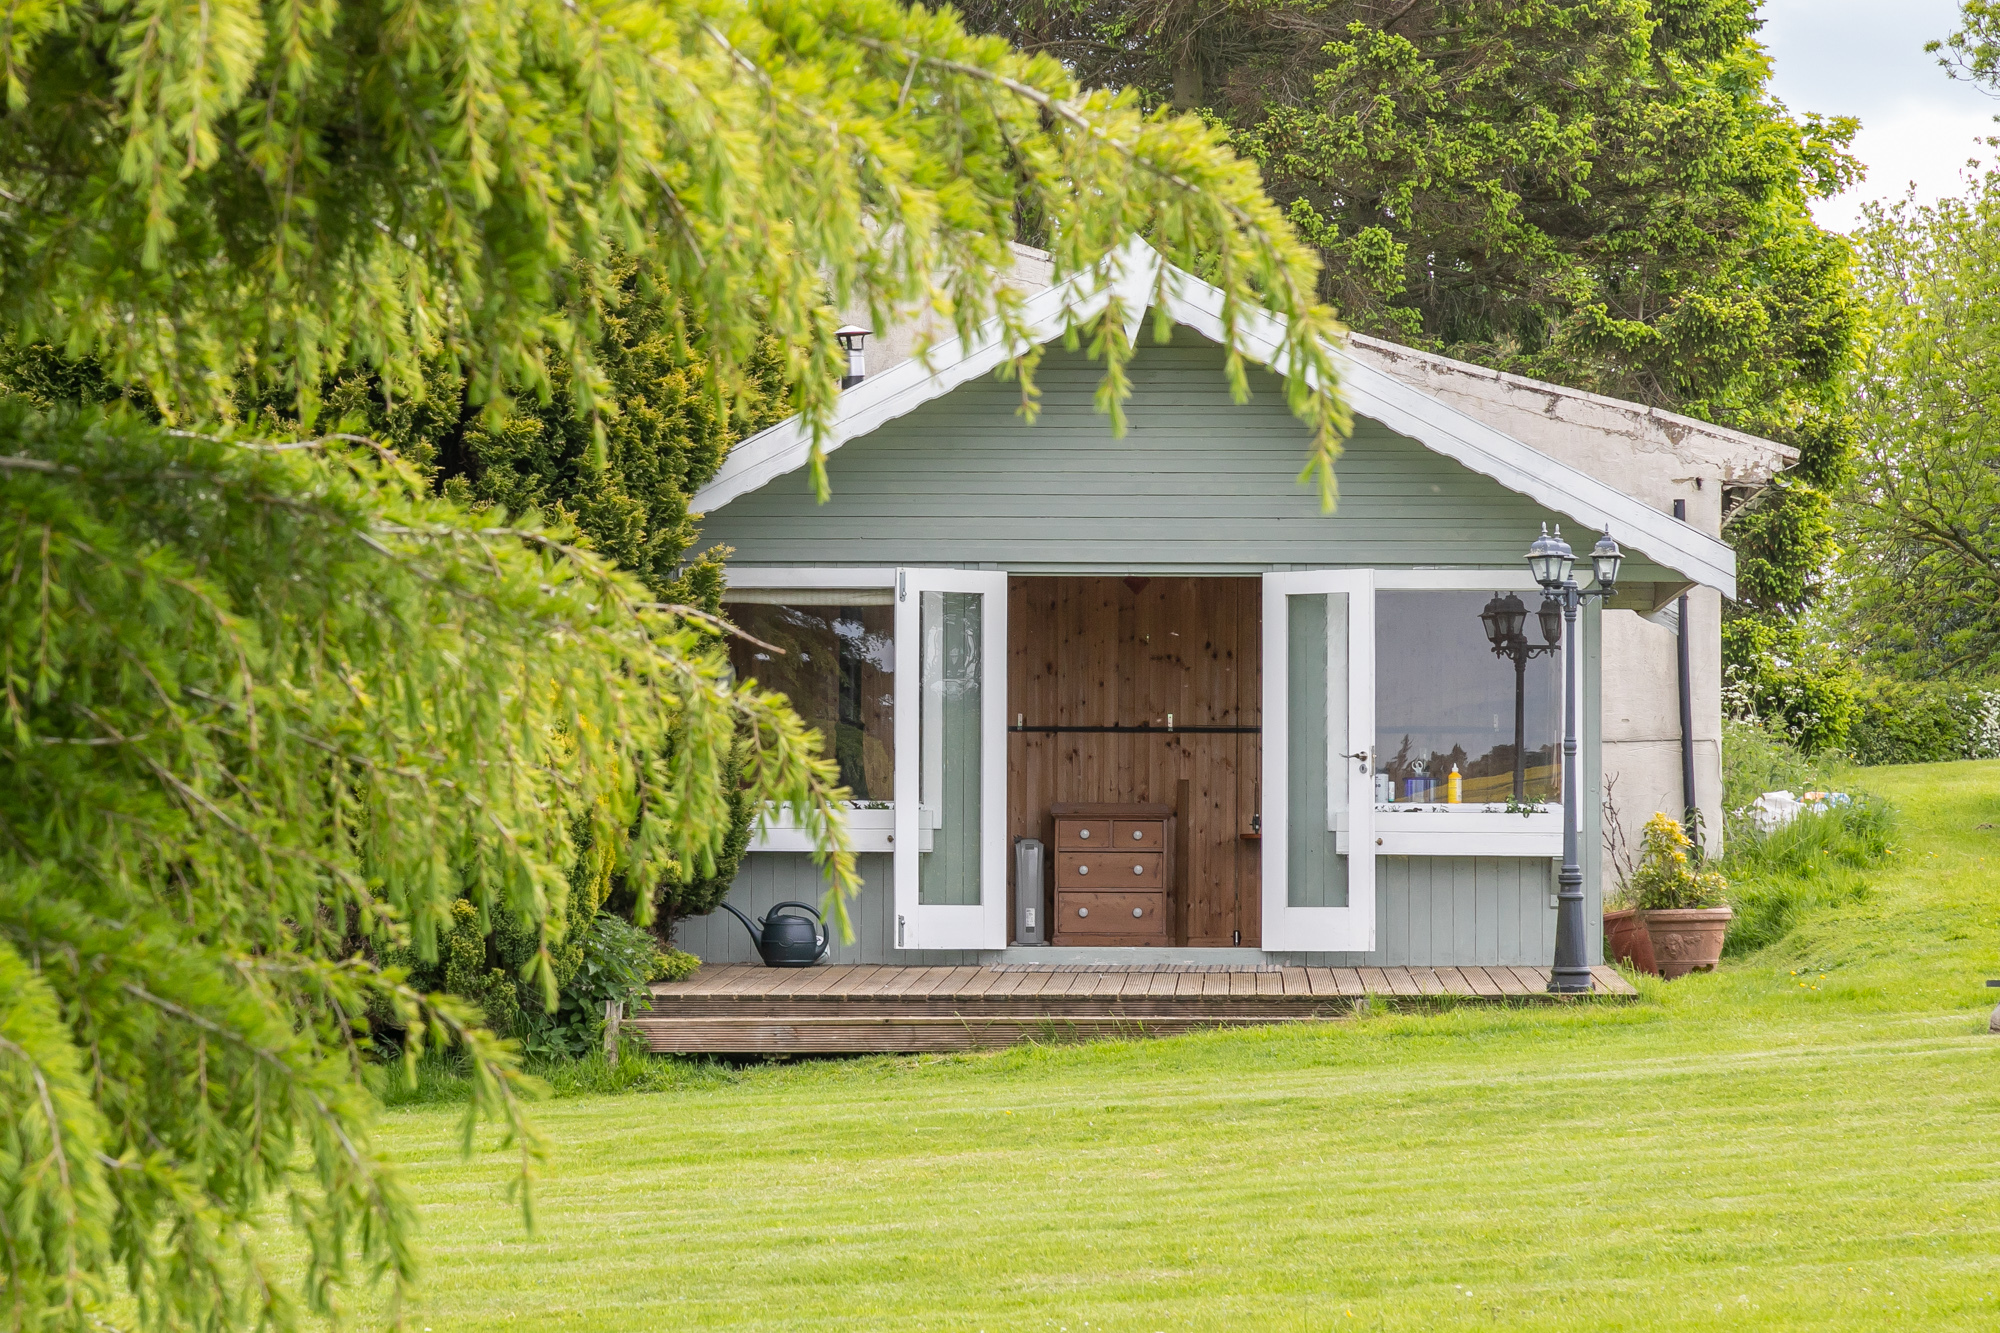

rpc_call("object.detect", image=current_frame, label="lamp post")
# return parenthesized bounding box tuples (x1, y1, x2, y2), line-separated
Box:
(1479, 591, 1563, 799)
(1527, 522, 1623, 994)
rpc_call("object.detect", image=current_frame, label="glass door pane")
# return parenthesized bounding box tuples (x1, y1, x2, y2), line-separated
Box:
(920, 590, 982, 905)
(1286, 591, 1348, 908)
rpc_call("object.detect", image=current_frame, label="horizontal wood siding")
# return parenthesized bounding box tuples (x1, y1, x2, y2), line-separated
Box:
(692, 852, 1572, 966)
(698, 338, 1675, 580)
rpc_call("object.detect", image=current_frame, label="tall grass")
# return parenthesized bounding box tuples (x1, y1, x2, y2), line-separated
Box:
(1719, 796, 1896, 955)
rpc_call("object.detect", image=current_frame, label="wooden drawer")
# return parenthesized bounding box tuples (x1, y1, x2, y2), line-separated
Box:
(1056, 890, 1168, 940)
(1055, 850, 1163, 889)
(1055, 819, 1112, 850)
(1112, 820, 1164, 850)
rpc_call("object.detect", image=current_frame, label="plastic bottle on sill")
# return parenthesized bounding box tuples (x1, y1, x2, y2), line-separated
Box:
(1446, 764, 1462, 804)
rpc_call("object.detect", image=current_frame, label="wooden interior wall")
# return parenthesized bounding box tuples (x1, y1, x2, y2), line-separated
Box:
(1008, 577, 1262, 946)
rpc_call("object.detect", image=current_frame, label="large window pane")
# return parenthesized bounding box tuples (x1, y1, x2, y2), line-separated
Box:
(1375, 590, 1561, 805)
(723, 595, 894, 801)
(1286, 592, 1348, 908)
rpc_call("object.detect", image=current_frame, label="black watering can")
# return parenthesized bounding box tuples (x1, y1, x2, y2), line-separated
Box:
(718, 900, 832, 968)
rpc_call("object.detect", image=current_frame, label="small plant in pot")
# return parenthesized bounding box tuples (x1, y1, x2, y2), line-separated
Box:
(1632, 812, 1731, 978)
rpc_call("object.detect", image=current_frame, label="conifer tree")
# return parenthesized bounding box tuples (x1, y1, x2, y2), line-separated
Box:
(0, 2, 1347, 1327)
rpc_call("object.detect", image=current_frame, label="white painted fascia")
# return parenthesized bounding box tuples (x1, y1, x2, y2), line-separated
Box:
(693, 238, 1738, 598)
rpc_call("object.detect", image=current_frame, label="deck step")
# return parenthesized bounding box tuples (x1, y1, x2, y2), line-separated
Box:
(628, 1013, 1325, 1055)
(632, 964, 1636, 1054)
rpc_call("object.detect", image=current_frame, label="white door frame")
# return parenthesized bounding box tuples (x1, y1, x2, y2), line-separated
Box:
(893, 567, 1009, 950)
(1261, 569, 1377, 953)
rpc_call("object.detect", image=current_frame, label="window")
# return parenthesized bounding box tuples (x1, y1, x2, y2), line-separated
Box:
(1374, 590, 1561, 808)
(723, 591, 895, 801)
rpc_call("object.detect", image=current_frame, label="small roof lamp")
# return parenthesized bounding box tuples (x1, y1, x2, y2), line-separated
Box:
(1526, 523, 1575, 591)
(1589, 525, 1624, 591)
(835, 324, 871, 389)
(1480, 592, 1528, 648)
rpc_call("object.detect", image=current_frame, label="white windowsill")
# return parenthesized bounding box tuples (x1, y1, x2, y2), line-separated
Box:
(1343, 805, 1562, 857)
(748, 804, 926, 855)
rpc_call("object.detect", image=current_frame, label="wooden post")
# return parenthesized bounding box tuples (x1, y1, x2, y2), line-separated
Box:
(603, 1000, 623, 1066)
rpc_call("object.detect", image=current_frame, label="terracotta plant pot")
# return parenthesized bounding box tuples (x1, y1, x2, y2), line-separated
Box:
(1602, 907, 1658, 976)
(1641, 907, 1734, 979)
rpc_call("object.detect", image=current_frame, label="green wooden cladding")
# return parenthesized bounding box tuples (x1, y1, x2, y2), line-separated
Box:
(699, 337, 1675, 580)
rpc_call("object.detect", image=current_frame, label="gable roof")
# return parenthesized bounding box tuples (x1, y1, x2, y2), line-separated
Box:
(692, 238, 1740, 598)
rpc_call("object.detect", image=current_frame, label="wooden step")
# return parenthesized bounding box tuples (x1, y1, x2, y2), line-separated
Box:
(628, 1013, 1330, 1055)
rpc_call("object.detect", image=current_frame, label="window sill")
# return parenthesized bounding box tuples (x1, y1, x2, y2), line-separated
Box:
(749, 804, 904, 855)
(1342, 807, 1562, 857)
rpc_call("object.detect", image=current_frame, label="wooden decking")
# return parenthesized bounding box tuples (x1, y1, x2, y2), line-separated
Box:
(634, 962, 1637, 1055)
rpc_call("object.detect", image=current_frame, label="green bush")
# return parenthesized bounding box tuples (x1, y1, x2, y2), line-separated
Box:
(1722, 716, 1822, 819)
(517, 914, 670, 1061)
(1845, 676, 2000, 766)
(1719, 795, 1895, 956)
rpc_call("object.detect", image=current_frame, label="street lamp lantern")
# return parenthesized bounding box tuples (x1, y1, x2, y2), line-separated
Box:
(1480, 591, 1527, 648)
(1536, 595, 1563, 648)
(1526, 523, 1575, 590)
(1520, 520, 1624, 996)
(1589, 525, 1624, 591)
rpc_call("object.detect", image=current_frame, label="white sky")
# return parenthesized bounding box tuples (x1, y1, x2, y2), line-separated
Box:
(1762, 0, 1998, 231)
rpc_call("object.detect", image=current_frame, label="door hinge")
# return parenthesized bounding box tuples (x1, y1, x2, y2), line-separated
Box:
(897, 570, 907, 602)
(897, 914, 906, 948)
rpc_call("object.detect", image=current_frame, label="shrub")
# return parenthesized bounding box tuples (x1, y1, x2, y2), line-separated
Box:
(1631, 814, 1729, 910)
(1845, 676, 2000, 766)
(516, 914, 669, 1061)
(1722, 716, 1821, 818)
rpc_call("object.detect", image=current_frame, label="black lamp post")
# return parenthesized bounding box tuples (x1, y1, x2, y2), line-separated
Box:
(1527, 522, 1623, 994)
(1479, 590, 1563, 799)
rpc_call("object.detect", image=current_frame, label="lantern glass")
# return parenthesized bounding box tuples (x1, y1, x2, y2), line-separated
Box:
(1590, 527, 1624, 589)
(1537, 596, 1562, 647)
(1526, 524, 1574, 589)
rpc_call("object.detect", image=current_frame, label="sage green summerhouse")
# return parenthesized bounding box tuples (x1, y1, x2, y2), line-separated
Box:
(675, 240, 1788, 969)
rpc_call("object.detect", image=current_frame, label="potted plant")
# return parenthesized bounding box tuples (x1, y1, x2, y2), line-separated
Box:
(1601, 899, 1657, 976)
(1632, 812, 1732, 978)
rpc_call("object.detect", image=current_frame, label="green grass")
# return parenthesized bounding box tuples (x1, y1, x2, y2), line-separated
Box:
(350, 761, 2000, 1330)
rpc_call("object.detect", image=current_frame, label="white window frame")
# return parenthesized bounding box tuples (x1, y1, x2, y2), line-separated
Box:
(893, 568, 1009, 951)
(1368, 569, 1563, 857)
(724, 568, 901, 854)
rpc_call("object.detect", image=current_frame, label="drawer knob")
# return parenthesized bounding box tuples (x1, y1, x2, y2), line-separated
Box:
(1133, 829, 1144, 841)
(1132, 864, 1144, 875)
(1079, 828, 1091, 839)
(1077, 907, 1089, 918)
(1131, 907, 1144, 918)
(1077, 864, 1088, 876)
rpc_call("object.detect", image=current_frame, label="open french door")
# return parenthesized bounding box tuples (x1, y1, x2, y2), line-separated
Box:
(1261, 570, 1377, 953)
(893, 568, 1009, 950)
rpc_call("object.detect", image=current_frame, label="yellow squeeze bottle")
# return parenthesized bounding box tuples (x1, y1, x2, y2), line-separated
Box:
(1446, 764, 1462, 803)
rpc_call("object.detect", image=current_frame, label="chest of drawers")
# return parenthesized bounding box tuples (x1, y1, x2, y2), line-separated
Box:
(1049, 801, 1175, 946)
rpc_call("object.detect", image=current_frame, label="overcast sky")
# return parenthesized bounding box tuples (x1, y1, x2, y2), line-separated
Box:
(1762, 0, 1997, 231)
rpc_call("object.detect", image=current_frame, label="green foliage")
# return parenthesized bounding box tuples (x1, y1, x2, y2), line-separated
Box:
(657, 947, 704, 984)
(0, 4, 1356, 1324)
(0, 0, 1350, 500)
(517, 916, 669, 1062)
(1844, 676, 2000, 767)
(1631, 813, 1728, 911)
(1720, 617, 1857, 755)
(1838, 170, 2000, 678)
(1719, 795, 1894, 956)
(0, 405, 852, 1331)
(1721, 716, 1822, 818)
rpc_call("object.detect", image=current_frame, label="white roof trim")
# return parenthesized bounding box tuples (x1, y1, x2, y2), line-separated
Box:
(692, 239, 1738, 597)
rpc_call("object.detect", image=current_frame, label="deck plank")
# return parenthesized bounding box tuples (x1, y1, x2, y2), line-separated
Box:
(713, 966, 779, 997)
(1203, 972, 1234, 997)
(1302, 967, 1338, 996)
(1330, 968, 1366, 997)
(1228, 972, 1259, 997)
(1385, 968, 1423, 997)
(1489, 966, 1531, 997)
(1435, 966, 1476, 997)
(787, 965, 856, 997)
(1459, 966, 1504, 997)
(930, 966, 983, 998)
(1279, 966, 1311, 996)
(1355, 967, 1390, 994)
(1255, 971, 1284, 997)
(1409, 968, 1446, 997)
(1510, 966, 1552, 994)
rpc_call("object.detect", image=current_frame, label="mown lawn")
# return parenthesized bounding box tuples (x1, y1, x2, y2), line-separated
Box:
(361, 761, 2000, 1330)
